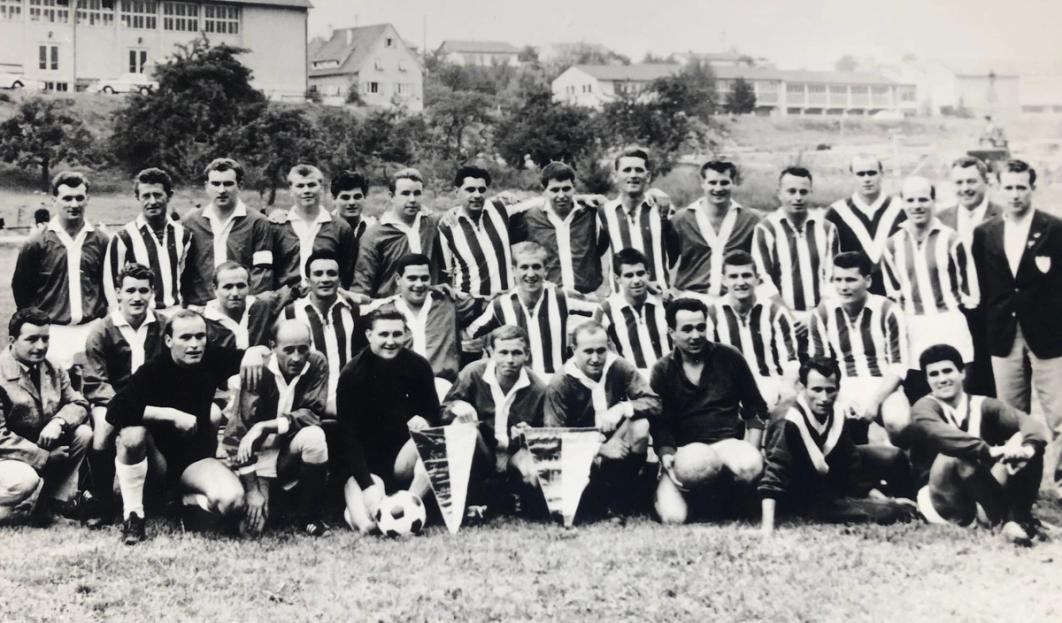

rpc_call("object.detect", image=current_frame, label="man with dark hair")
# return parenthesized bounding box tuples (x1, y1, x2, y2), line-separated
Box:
(353, 168, 445, 298)
(438, 165, 515, 299)
(906, 343, 1050, 545)
(809, 251, 910, 446)
(0, 307, 91, 524)
(104, 167, 192, 312)
(651, 297, 768, 524)
(274, 164, 357, 289)
(336, 308, 439, 533)
(330, 170, 376, 257)
(545, 321, 661, 518)
(13, 170, 108, 369)
(595, 248, 671, 376)
(667, 159, 761, 299)
(224, 319, 330, 537)
(972, 159, 1062, 497)
(760, 356, 915, 535)
(825, 154, 906, 295)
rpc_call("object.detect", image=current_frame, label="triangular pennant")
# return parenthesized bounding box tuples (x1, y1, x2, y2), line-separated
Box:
(411, 422, 477, 534)
(523, 427, 602, 527)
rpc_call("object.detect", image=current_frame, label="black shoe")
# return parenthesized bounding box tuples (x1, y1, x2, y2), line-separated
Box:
(122, 513, 146, 545)
(302, 520, 331, 537)
(80, 493, 115, 529)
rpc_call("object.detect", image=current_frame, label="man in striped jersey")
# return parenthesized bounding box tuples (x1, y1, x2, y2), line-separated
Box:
(598, 148, 672, 289)
(667, 160, 761, 300)
(103, 168, 192, 313)
(752, 167, 839, 343)
(595, 248, 670, 377)
(283, 251, 364, 415)
(825, 155, 906, 295)
(329, 170, 376, 260)
(466, 242, 597, 377)
(706, 251, 799, 409)
(353, 168, 445, 299)
(809, 252, 911, 446)
(882, 177, 974, 403)
(202, 262, 292, 350)
(181, 158, 281, 307)
(438, 165, 514, 300)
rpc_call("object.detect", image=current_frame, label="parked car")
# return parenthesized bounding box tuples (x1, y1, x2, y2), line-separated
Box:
(0, 72, 45, 91)
(89, 73, 158, 95)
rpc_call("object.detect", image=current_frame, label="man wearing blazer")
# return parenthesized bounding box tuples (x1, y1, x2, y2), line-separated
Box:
(939, 157, 1003, 397)
(971, 159, 1062, 497)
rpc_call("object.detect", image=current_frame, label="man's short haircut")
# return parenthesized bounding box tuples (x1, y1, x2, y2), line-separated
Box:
(164, 309, 205, 338)
(488, 324, 528, 350)
(203, 157, 244, 184)
(33, 208, 50, 225)
(540, 161, 576, 188)
(388, 167, 423, 193)
(998, 159, 1037, 188)
(798, 355, 841, 386)
(51, 171, 89, 196)
(571, 320, 607, 347)
(8, 307, 50, 340)
(367, 307, 406, 330)
(212, 260, 249, 287)
(453, 165, 492, 188)
(722, 249, 756, 272)
(613, 248, 649, 276)
(287, 163, 324, 184)
(848, 154, 883, 173)
(330, 170, 369, 197)
(832, 251, 873, 277)
(117, 262, 156, 290)
(919, 343, 965, 374)
(901, 178, 936, 201)
(950, 156, 989, 181)
(133, 167, 174, 197)
(698, 159, 738, 181)
(613, 146, 652, 172)
(511, 240, 548, 264)
(395, 253, 431, 277)
(779, 166, 813, 184)
(666, 297, 708, 328)
(304, 249, 340, 278)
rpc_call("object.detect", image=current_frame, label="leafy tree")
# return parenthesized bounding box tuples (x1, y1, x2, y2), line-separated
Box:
(238, 106, 322, 205)
(108, 36, 267, 182)
(494, 88, 597, 168)
(725, 77, 757, 114)
(835, 54, 858, 72)
(345, 82, 363, 106)
(425, 86, 493, 160)
(0, 98, 99, 190)
(517, 45, 539, 64)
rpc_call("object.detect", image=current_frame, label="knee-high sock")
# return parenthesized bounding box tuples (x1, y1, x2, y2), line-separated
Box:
(115, 459, 147, 519)
(89, 448, 116, 506)
(299, 462, 328, 523)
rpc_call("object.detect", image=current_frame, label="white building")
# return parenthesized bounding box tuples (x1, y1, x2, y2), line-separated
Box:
(308, 23, 423, 111)
(436, 40, 520, 67)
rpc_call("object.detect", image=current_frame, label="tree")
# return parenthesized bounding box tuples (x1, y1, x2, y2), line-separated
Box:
(0, 98, 99, 190)
(494, 88, 597, 168)
(835, 54, 858, 72)
(725, 77, 756, 114)
(517, 45, 539, 64)
(238, 106, 322, 205)
(425, 86, 493, 160)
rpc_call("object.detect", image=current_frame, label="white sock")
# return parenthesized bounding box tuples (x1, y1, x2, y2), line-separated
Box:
(115, 458, 148, 520)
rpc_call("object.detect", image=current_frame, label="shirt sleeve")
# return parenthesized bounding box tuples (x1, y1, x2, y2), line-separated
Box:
(11, 237, 41, 310)
(751, 224, 780, 299)
(0, 394, 50, 470)
(621, 361, 661, 420)
(882, 303, 908, 379)
(249, 219, 278, 295)
(105, 366, 152, 428)
(466, 302, 501, 339)
(732, 351, 768, 429)
(758, 420, 796, 500)
(351, 230, 380, 296)
(82, 324, 114, 408)
(440, 367, 477, 425)
(284, 356, 328, 435)
(542, 377, 569, 427)
(648, 362, 678, 457)
(102, 234, 125, 310)
(905, 400, 990, 464)
(335, 362, 373, 489)
(53, 366, 89, 430)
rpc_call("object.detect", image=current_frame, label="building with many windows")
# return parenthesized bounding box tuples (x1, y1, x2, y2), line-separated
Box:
(307, 23, 423, 111)
(0, 0, 309, 98)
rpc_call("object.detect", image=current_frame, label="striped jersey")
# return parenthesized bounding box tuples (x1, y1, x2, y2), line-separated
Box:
(825, 194, 906, 265)
(706, 299, 798, 377)
(438, 200, 514, 298)
(283, 295, 361, 401)
(808, 294, 909, 379)
(103, 216, 193, 310)
(752, 211, 840, 312)
(598, 197, 671, 286)
(466, 284, 596, 376)
(882, 220, 972, 315)
(595, 292, 671, 372)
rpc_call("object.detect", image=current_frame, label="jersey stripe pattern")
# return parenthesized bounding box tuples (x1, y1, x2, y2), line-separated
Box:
(882, 223, 970, 315)
(598, 198, 670, 286)
(596, 293, 670, 371)
(752, 212, 839, 312)
(808, 295, 908, 378)
(439, 200, 514, 297)
(104, 219, 192, 309)
(707, 300, 798, 377)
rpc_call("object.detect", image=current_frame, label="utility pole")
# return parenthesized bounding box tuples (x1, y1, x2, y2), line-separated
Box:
(71, 0, 78, 91)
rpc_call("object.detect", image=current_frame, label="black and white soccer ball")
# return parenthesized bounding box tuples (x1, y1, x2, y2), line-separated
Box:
(374, 490, 426, 538)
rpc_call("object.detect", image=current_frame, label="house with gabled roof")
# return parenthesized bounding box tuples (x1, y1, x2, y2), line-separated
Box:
(308, 23, 423, 111)
(436, 40, 520, 67)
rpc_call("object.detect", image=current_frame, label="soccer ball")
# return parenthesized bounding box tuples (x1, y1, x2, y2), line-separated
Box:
(374, 490, 426, 538)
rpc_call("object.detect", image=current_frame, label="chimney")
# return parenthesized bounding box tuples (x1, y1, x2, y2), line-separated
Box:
(326, 23, 334, 40)
(346, 29, 353, 45)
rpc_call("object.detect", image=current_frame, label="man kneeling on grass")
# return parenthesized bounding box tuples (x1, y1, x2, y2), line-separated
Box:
(224, 320, 330, 537)
(760, 356, 916, 536)
(544, 321, 661, 520)
(107, 310, 262, 544)
(906, 344, 1052, 546)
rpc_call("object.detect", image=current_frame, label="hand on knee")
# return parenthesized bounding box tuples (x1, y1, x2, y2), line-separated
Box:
(628, 419, 651, 455)
(216, 492, 246, 518)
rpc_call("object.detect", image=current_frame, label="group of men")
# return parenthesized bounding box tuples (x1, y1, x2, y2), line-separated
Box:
(0, 147, 1058, 547)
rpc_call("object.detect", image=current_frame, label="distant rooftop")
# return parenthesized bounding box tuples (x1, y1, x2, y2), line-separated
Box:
(568, 63, 906, 86)
(437, 40, 520, 55)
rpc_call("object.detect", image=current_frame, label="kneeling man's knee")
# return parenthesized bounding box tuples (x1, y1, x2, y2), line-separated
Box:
(673, 443, 723, 487)
(294, 425, 328, 465)
(627, 419, 651, 454)
(0, 461, 41, 508)
(117, 426, 148, 451)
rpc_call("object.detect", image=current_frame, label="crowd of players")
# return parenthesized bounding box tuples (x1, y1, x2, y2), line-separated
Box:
(0, 148, 1059, 547)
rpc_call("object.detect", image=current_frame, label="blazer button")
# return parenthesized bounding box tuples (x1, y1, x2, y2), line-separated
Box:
(1011, 312, 1017, 317)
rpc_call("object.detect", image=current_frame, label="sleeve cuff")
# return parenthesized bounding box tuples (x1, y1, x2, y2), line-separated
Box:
(275, 416, 290, 436)
(252, 250, 273, 266)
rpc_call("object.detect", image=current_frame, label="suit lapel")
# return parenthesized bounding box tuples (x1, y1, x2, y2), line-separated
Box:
(1017, 211, 1051, 279)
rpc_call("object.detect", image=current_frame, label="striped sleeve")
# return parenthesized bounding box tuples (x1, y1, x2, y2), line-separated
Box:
(808, 306, 832, 359)
(771, 304, 799, 365)
(565, 294, 599, 317)
(466, 300, 501, 338)
(951, 234, 977, 308)
(751, 222, 779, 298)
(103, 232, 127, 309)
(882, 301, 908, 378)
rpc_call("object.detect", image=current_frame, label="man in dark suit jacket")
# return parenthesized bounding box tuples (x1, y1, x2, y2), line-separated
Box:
(939, 156, 1003, 397)
(971, 159, 1062, 497)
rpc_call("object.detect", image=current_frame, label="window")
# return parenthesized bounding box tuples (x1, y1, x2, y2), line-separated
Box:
(386, 37, 393, 47)
(121, 0, 156, 29)
(78, 0, 115, 26)
(373, 57, 383, 70)
(807, 84, 826, 94)
(0, 0, 22, 21)
(129, 49, 148, 73)
(366, 81, 379, 94)
(39, 44, 59, 70)
(312, 59, 339, 69)
(203, 3, 238, 34)
(786, 82, 805, 94)
(29, 0, 69, 23)
(162, 1, 197, 31)
(44, 81, 69, 92)
(900, 87, 915, 102)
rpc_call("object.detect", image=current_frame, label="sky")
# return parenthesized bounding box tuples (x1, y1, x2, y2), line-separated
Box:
(307, 0, 1061, 70)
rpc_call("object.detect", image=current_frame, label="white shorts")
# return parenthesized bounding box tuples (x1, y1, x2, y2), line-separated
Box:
(754, 376, 791, 410)
(838, 376, 906, 419)
(906, 310, 974, 366)
(48, 322, 95, 370)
